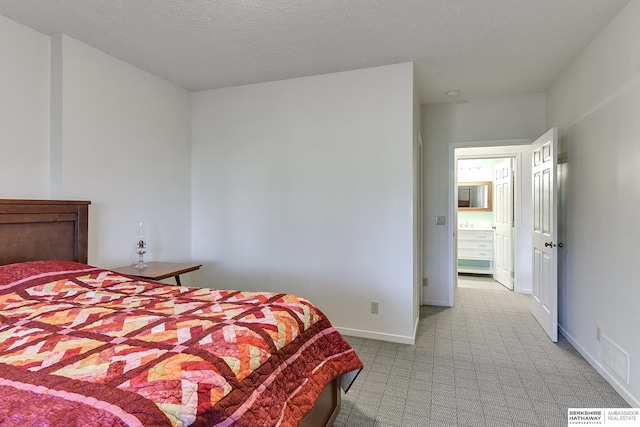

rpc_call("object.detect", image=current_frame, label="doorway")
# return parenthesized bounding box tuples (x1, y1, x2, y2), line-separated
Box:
(457, 156, 514, 290)
(447, 141, 534, 307)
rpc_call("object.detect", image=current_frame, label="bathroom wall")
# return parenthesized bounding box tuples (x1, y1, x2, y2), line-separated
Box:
(457, 158, 504, 227)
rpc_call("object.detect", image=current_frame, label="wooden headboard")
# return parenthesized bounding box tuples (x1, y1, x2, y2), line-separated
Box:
(0, 199, 91, 266)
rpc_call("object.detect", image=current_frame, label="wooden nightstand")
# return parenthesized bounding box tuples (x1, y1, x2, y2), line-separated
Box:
(111, 262, 202, 286)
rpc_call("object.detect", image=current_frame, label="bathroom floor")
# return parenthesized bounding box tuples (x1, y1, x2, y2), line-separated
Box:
(457, 273, 509, 291)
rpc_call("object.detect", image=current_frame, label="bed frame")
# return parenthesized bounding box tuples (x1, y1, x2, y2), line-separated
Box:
(300, 377, 341, 427)
(0, 199, 90, 265)
(0, 198, 340, 426)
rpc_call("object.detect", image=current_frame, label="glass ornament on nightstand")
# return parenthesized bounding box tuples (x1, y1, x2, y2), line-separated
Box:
(135, 222, 148, 269)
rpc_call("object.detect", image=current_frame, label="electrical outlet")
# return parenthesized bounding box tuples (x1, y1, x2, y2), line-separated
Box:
(422, 278, 428, 287)
(596, 326, 601, 342)
(370, 301, 379, 314)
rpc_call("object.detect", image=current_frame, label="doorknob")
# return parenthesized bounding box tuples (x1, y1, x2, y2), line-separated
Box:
(545, 242, 553, 247)
(557, 242, 564, 248)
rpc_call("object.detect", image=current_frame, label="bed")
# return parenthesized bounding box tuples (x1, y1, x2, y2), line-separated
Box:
(0, 199, 362, 426)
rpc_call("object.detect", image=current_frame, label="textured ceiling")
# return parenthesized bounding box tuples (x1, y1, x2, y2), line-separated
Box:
(0, 0, 630, 103)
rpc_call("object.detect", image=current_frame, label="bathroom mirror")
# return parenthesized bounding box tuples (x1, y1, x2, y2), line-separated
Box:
(458, 181, 492, 211)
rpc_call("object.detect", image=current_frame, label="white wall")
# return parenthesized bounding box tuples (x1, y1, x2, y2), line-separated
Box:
(421, 93, 547, 305)
(0, 15, 50, 198)
(55, 36, 192, 269)
(192, 63, 417, 343)
(0, 15, 193, 271)
(547, 0, 640, 406)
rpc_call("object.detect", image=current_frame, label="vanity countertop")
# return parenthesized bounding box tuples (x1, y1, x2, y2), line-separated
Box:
(458, 223, 493, 231)
(459, 228, 493, 231)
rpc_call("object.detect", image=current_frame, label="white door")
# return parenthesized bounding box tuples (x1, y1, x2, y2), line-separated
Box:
(531, 128, 559, 342)
(493, 159, 513, 289)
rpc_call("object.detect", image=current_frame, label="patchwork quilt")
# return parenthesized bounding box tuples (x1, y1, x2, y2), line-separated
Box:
(0, 261, 362, 426)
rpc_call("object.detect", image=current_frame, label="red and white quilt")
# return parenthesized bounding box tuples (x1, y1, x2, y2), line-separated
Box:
(0, 261, 362, 426)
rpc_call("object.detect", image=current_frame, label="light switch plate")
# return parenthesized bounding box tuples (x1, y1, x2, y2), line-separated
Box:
(435, 216, 446, 225)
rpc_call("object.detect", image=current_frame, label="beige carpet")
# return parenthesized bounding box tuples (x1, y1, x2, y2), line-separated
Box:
(335, 287, 629, 426)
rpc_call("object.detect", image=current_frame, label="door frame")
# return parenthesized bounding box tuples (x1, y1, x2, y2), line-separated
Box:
(447, 139, 533, 307)
(415, 132, 424, 317)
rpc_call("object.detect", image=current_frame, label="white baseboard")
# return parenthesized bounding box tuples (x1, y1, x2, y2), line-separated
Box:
(336, 326, 415, 345)
(559, 325, 639, 408)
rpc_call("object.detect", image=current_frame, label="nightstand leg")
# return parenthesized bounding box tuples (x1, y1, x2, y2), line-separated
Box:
(174, 275, 182, 286)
